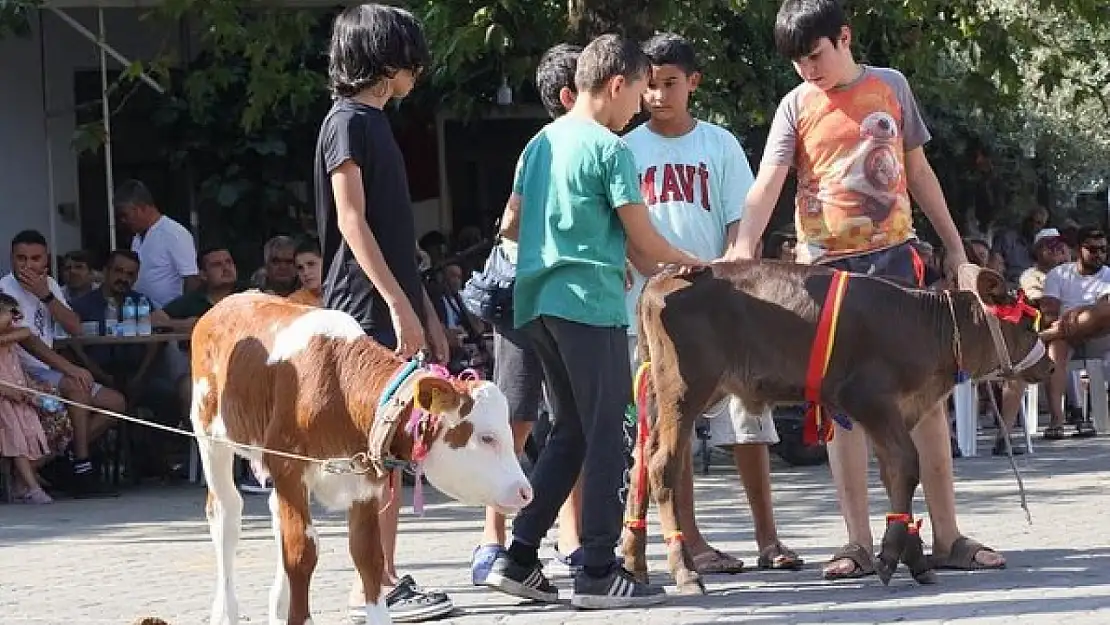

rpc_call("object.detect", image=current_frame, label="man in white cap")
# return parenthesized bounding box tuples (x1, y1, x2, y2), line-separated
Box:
(1019, 228, 1070, 303)
(992, 227, 1072, 455)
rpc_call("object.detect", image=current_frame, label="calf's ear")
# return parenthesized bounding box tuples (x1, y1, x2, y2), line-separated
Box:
(974, 267, 1009, 305)
(414, 376, 472, 429)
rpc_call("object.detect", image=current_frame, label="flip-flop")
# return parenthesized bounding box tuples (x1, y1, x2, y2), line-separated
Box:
(692, 548, 745, 574)
(821, 542, 876, 580)
(930, 536, 1006, 571)
(757, 542, 805, 570)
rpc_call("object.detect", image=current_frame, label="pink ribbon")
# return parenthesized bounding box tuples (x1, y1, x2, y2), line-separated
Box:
(402, 365, 483, 516)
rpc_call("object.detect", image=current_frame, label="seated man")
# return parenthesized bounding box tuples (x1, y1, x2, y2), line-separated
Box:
(251, 235, 299, 297)
(1037, 225, 1110, 439)
(70, 250, 162, 401)
(152, 245, 258, 491)
(994, 228, 1072, 454)
(0, 229, 126, 497)
(1019, 228, 1070, 303)
(71, 249, 184, 476)
(61, 250, 99, 302)
(152, 245, 241, 335)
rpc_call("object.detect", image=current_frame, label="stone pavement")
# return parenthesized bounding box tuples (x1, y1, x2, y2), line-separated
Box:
(2, 436, 1108, 624)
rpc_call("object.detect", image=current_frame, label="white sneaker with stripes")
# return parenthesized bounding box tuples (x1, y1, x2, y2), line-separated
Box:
(570, 566, 667, 609)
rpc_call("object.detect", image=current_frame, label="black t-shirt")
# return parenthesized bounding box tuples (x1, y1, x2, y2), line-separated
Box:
(314, 98, 425, 334)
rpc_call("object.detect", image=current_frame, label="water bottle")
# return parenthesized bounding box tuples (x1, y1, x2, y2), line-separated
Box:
(136, 296, 152, 336)
(36, 394, 63, 414)
(121, 296, 137, 337)
(104, 298, 119, 336)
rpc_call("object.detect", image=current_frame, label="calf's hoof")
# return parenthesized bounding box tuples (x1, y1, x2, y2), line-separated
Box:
(875, 557, 897, 586)
(877, 525, 907, 586)
(902, 532, 936, 585)
(630, 568, 650, 585)
(911, 568, 937, 585)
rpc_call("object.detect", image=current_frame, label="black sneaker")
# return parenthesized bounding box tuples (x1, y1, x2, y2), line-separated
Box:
(70, 469, 119, 499)
(571, 566, 666, 610)
(481, 551, 559, 603)
(387, 575, 454, 623)
(349, 575, 454, 623)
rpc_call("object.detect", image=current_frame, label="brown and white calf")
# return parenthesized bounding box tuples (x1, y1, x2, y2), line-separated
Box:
(622, 262, 1051, 593)
(189, 292, 532, 625)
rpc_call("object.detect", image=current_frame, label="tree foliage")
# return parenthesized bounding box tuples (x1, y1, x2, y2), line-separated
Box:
(1, 0, 1107, 239)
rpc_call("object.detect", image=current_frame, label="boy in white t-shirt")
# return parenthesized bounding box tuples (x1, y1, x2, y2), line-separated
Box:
(623, 33, 801, 573)
(1038, 225, 1110, 439)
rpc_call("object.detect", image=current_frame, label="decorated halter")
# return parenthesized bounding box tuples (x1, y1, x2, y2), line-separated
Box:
(953, 266, 1047, 382)
(405, 363, 482, 515)
(370, 358, 482, 516)
(983, 290, 1042, 331)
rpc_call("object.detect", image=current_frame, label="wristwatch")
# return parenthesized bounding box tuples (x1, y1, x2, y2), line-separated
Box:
(40, 292, 55, 304)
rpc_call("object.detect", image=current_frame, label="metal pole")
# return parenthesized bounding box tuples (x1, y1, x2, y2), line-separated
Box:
(48, 6, 164, 94)
(39, 10, 59, 277)
(98, 7, 117, 249)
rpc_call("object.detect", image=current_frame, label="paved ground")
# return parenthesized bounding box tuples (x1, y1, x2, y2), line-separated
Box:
(2, 436, 1108, 624)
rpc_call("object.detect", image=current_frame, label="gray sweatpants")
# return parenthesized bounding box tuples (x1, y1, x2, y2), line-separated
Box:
(512, 315, 633, 570)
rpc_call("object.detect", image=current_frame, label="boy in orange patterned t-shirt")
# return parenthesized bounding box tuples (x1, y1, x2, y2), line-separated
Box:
(726, 0, 1004, 580)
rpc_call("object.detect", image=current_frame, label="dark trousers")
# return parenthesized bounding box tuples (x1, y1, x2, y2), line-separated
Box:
(512, 315, 633, 569)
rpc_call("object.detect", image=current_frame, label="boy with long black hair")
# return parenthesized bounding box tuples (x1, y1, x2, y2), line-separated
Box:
(314, 4, 454, 623)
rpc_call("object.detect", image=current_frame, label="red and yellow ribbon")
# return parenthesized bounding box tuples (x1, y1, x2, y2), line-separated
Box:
(803, 270, 851, 446)
(624, 361, 653, 531)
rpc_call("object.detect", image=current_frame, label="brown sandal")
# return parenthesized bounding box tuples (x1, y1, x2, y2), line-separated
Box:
(821, 542, 876, 580)
(692, 548, 745, 574)
(930, 536, 1006, 571)
(757, 542, 805, 570)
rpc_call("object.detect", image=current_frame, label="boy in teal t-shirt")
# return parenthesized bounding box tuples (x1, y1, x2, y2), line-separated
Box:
(483, 34, 701, 610)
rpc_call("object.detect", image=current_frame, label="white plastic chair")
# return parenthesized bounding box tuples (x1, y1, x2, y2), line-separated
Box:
(952, 381, 1038, 457)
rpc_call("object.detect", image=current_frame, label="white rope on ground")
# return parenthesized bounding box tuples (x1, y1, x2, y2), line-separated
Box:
(0, 378, 368, 474)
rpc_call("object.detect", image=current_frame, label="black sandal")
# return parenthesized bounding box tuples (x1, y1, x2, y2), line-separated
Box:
(1042, 425, 1066, 440)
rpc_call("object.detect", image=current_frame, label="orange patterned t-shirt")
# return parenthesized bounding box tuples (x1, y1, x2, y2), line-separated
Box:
(762, 67, 932, 263)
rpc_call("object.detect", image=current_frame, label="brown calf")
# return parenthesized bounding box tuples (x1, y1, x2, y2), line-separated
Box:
(189, 292, 531, 625)
(621, 261, 1051, 593)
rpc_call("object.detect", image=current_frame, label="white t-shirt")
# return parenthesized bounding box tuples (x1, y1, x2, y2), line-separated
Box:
(1043, 263, 1110, 312)
(132, 215, 200, 308)
(0, 273, 70, 370)
(623, 121, 754, 335)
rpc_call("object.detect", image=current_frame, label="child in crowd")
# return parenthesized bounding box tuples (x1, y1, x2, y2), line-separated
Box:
(0, 293, 53, 504)
(482, 33, 702, 610)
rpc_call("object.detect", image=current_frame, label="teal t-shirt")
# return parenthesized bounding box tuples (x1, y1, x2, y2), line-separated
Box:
(512, 116, 642, 329)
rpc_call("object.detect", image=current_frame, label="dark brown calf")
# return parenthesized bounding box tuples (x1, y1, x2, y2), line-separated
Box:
(621, 261, 1051, 593)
